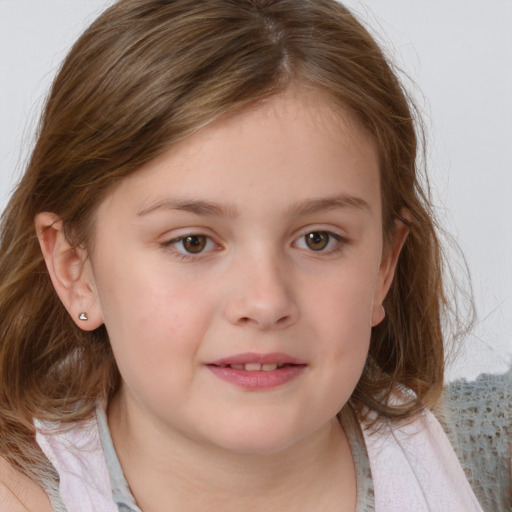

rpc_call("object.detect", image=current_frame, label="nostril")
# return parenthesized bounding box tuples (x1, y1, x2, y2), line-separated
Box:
(226, 296, 299, 329)
(276, 315, 291, 326)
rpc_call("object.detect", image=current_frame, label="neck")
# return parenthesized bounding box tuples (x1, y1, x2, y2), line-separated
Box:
(108, 394, 356, 512)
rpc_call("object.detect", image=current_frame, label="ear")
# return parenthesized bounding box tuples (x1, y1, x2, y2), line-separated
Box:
(371, 211, 410, 326)
(35, 212, 104, 331)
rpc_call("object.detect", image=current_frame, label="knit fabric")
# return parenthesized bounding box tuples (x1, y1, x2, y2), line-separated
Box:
(436, 371, 512, 512)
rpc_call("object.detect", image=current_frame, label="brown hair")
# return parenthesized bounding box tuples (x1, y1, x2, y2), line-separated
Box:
(0, 0, 454, 482)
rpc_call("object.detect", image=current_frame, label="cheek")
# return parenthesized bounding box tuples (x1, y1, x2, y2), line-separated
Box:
(302, 257, 379, 393)
(93, 257, 219, 377)
(307, 262, 379, 340)
(313, 305, 372, 416)
(97, 273, 220, 415)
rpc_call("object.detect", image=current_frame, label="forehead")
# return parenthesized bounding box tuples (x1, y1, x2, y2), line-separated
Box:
(97, 90, 380, 221)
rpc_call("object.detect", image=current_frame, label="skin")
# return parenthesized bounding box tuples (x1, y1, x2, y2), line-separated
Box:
(35, 90, 408, 511)
(0, 458, 52, 512)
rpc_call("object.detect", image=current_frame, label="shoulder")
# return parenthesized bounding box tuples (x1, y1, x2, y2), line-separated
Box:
(435, 370, 512, 512)
(0, 457, 52, 512)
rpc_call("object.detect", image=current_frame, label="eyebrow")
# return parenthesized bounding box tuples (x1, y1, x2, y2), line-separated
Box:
(137, 198, 238, 218)
(137, 194, 371, 218)
(286, 195, 372, 216)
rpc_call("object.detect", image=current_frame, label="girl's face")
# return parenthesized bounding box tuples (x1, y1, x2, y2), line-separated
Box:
(85, 91, 402, 454)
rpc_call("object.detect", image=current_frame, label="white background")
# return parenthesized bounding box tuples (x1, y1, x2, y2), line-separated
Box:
(1, 0, 510, 381)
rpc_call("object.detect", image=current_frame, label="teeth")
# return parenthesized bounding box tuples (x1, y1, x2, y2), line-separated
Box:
(244, 363, 262, 371)
(225, 363, 281, 371)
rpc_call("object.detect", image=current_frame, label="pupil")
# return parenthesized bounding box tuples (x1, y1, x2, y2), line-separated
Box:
(306, 232, 328, 251)
(184, 235, 206, 253)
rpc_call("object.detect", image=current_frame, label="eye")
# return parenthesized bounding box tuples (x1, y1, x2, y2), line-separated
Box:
(295, 231, 343, 252)
(169, 234, 216, 254)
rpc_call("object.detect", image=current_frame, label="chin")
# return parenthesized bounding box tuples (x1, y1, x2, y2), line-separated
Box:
(206, 419, 311, 456)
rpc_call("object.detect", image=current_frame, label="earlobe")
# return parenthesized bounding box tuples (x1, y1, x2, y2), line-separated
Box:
(34, 212, 103, 331)
(371, 211, 410, 327)
(371, 304, 386, 326)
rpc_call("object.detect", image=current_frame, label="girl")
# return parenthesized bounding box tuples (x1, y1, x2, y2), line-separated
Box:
(0, 1, 509, 511)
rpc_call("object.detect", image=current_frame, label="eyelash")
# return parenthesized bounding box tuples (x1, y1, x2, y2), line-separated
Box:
(293, 230, 346, 254)
(162, 234, 219, 262)
(161, 230, 347, 261)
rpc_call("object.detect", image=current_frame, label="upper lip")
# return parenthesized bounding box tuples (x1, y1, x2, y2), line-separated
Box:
(207, 352, 306, 366)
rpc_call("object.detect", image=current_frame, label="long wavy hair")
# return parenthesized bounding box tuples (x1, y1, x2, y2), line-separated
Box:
(0, 0, 460, 487)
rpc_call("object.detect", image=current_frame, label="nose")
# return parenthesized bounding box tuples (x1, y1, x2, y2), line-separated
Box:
(224, 253, 299, 330)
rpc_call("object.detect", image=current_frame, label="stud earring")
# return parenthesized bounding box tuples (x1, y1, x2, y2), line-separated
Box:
(78, 312, 88, 321)
(381, 305, 386, 318)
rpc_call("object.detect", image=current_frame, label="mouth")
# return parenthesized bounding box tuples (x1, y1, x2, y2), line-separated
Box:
(205, 353, 306, 390)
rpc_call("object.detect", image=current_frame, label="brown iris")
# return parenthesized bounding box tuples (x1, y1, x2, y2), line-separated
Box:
(305, 231, 330, 251)
(182, 235, 207, 253)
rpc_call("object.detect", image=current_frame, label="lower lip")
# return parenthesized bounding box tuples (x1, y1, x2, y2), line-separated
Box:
(206, 365, 306, 390)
